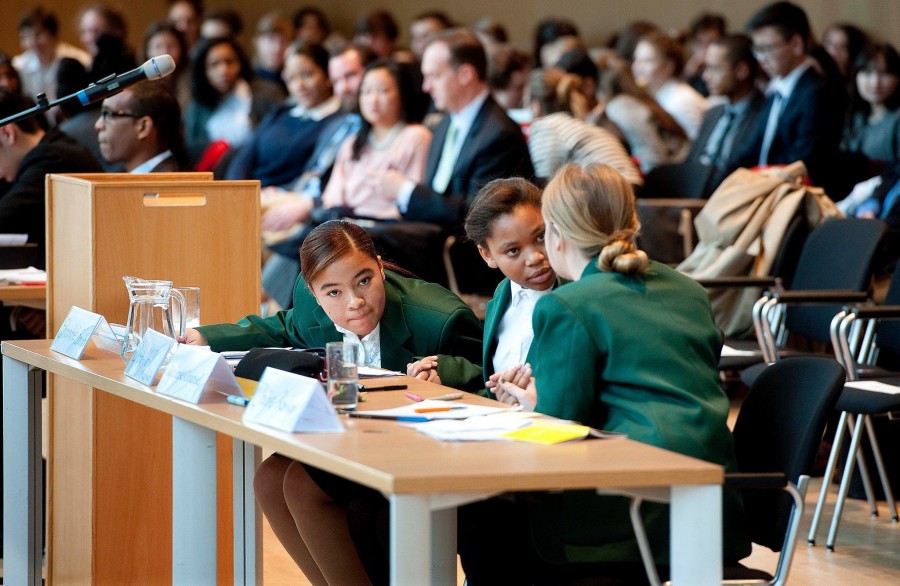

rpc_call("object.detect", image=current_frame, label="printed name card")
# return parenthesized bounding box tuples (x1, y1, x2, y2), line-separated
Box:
(243, 367, 344, 433)
(50, 306, 121, 359)
(123, 328, 175, 385)
(156, 344, 242, 404)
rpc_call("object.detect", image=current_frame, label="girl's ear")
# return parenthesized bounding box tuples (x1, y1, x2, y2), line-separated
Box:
(476, 244, 497, 268)
(376, 255, 386, 278)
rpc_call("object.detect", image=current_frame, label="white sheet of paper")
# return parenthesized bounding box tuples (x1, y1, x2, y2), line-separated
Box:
(51, 306, 113, 359)
(124, 328, 175, 386)
(720, 345, 761, 357)
(157, 344, 242, 403)
(243, 367, 343, 433)
(845, 380, 900, 395)
(358, 366, 403, 378)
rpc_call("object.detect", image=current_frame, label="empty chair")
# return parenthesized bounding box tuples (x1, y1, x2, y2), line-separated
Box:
(630, 357, 845, 586)
(808, 269, 900, 550)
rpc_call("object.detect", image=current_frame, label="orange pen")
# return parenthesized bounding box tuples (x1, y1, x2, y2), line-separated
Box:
(414, 406, 464, 413)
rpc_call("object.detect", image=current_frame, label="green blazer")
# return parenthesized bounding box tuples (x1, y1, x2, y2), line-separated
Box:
(198, 271, 484, 391)
(525, 260, 750, 565)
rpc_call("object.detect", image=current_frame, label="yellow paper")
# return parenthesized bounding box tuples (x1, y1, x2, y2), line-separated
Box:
(503, 421, 590, 445)
(235, 376, 258, 398)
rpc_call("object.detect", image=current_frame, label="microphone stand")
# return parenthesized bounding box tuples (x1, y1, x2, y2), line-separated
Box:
(0, 71, 120, 128)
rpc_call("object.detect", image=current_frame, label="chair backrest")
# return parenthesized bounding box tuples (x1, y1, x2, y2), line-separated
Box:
(641, 161, 711, 199)
(785, 218, 885, 342)
(731, 357, 845, 551)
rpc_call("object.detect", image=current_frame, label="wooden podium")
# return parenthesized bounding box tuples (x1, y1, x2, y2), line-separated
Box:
(44, 173, 260, 584)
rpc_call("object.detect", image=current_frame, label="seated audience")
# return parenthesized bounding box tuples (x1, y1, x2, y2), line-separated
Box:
(77, 4, 133, 67)
(555, 48, 601, 113)
(461, 163, 750, 583)
(0, 53, 23, 95)
(734, 1, 843, 195)
(95, 81, 188, 172)
(321, 59, 431, 219)
(200, 8, 244, 43)
(632, 31, 708, 139)
(597, 63, 690, 173)
(225, 43, 339, 187)
(292, 6, 342, 51)
(527, 68, 642, 185)
(183, 36, 284, 167)
(532, 18, 579, 67)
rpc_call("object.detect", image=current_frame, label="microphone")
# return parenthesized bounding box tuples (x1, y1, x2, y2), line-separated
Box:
(75, 55, 176, 106)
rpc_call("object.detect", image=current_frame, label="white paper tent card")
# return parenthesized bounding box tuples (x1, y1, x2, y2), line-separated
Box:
(50, 306, 121, 359)
(156, 343, 243, 404)
(243, 367, 344, 433)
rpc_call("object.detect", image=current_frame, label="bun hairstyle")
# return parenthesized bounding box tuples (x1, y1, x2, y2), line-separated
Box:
(528, 67, 590, 119)
(542, 163, 648, 275)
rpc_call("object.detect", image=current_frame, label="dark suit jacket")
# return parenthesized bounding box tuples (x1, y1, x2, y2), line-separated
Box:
(0, 128, 102, 267)
(735, 67, 842, 192)
(148, 154, 184, 173)
(197, 270, 485, 391)
(687, 92, 766, 194)
(405, 95, 533, 226)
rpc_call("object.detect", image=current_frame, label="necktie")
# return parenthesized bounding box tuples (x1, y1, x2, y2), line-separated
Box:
(758, 91, 783, 166)
(703, 107, 737, 167)
(431, 122, 459, 193)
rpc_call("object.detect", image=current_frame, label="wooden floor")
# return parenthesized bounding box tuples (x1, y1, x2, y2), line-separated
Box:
(260, 474, 900, 585)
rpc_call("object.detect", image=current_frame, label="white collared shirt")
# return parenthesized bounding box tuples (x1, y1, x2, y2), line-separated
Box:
(767, 59, 812, 103)
(492, 282, 553, 375)
(130, 150, 173, 174)
(334, 323, 382, 367)
(289, 95, 340, 121)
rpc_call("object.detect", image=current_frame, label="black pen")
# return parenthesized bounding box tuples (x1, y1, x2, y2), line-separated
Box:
(359, 384, 408, 391)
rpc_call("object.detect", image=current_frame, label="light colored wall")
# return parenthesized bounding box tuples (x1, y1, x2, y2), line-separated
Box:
(2, 1, 898, 73)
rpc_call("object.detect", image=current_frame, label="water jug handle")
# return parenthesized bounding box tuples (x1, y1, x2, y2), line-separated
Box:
(170, 288, 187, 339)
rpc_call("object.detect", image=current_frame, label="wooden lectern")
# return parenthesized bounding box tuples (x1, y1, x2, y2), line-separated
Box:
(45, 173, 260, 584)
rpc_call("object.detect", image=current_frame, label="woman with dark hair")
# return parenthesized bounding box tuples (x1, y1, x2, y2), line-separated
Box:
(143, 21, 191, 108)
(532, 18, 579, 67)
(183, 36, 283, 166)
(185, 219, 484, 585)
(823, 23, 869, 80)
(226, 42, 339, 187)
(459, 164, 750, 584)
(842, 43, 900, 168)
(320, 59, 430, 219)
(597, 62, 690, 173)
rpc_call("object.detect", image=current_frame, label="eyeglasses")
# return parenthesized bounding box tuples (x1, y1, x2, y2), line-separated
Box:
(752, 41, 789, 60)
(99, 109, 142, 122)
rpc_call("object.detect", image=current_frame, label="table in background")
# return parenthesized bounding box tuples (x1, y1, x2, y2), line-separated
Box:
(3, 339, 724, 585)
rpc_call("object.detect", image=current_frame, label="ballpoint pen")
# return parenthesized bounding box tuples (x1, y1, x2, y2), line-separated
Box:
(360, 384, 408, 391)
(348, 413, 429, 422)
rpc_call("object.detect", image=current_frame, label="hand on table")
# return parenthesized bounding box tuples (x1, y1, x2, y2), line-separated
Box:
(487, 363, 531, 398)
(407, 355, 440, 384)
(495, 365, 537, 411)
(261, 191, 313, 231)
(181, 328, 207, 345)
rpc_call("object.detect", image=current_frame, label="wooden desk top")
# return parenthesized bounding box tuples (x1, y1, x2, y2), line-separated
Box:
(0, 285, 46, 304)
(2, 339, 722, 495)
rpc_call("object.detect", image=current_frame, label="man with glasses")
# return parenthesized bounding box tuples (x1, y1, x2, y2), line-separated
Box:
(736, 1, 842, 194)
(95, 80, 187, 173)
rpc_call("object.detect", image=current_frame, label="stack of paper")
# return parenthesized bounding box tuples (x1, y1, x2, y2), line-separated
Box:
(0, 266, 47, 285)
(415, 415, 531, 441)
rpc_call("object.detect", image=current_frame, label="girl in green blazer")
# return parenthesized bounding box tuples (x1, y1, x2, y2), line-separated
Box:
(187, 220, 483, 585)
(459, 164, 751, 584)
(463, 177, 558, 393)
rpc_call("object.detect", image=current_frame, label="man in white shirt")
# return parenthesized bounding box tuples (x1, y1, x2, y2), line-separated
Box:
(735, 1, 842, 193)
(95, 81, 186, 173)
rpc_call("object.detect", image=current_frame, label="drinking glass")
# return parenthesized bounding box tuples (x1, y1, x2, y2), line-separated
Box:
(326, 341, 359, 410)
